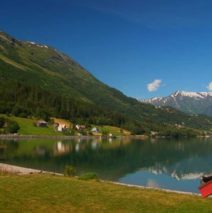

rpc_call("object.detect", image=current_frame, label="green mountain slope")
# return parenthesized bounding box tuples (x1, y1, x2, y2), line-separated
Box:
(0, 31, 212, 134)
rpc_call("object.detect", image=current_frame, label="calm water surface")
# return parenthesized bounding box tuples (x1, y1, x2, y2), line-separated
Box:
(0, 137, 212, 193)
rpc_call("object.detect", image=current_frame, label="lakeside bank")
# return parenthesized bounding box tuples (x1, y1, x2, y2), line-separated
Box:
(0, 134, 148, 140)
(0, 133, 211, 141)
(0, 171, 211, 212)
(0, 163, 201, 196)
(0, 163, 62, 176)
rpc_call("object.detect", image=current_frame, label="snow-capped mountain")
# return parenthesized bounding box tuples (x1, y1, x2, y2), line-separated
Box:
(141, 91, 212, 117)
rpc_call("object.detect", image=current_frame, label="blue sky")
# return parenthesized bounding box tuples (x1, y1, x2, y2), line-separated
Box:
(1, 0, 212, 98)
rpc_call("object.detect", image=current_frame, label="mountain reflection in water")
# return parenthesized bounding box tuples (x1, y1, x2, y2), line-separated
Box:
(0, 137, 211, 193)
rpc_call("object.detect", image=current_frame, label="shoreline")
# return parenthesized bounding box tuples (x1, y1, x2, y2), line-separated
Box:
(0, 163, 201, 197)
(107, 181, 201, 197)
(0, 134, 211, 141)
(0, 134, 148, 140)
(0, 163, 62, 176)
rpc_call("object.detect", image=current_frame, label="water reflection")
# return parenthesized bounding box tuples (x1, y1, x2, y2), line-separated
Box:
(0, 137, 212, 192)
(54, 141, 70, 156)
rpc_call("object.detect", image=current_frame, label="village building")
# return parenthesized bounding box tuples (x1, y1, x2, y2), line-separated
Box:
(53, 123, 67, 132)
(90, 127, 102, 136)
(36, 120, 48, 127)
(58, 124, 67, 132)
(52, 118, 71, 132)
(75, 124, 86, 131)
(91, 127, 99, 133)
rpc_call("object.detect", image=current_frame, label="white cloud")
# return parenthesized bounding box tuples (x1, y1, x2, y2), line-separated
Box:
(207, 82, 212, 91)
(147, 79, 162, 92)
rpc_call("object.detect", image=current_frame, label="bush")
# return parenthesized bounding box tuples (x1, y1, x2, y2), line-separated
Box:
(0, 117, 20, 134)
(0, 117, 5, 128)
(64, 165, 76, 177)
(78, 172, 98, 181)
(5, 120, 20, 133)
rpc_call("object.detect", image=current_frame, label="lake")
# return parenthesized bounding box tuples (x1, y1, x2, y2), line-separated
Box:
(0, 137, 211, 193)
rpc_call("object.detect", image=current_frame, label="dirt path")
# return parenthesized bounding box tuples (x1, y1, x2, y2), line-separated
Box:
(0, 163, 62, 175)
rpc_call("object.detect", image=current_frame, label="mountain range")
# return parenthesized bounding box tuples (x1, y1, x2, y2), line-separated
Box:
(1, 31, 212, 135)
(142, 91, 212, 117)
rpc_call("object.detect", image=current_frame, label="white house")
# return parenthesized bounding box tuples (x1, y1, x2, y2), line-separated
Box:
(91, 127, 99, 133)
(75, 124, 86, 130)
(58, 124, 66, 132)
(36, 120, 48, 127)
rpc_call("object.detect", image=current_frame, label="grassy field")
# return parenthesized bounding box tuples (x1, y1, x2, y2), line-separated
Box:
(0, 174, 211, 213)
(0, 114, 131, 136)
(98, 125, 131, 136)
(1, 115, 62, 136)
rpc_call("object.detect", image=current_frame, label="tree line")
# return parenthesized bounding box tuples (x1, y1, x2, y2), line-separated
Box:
(0, 79, 145, 134)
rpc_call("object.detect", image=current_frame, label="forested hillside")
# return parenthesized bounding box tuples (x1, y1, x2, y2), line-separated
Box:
(0, 31, 212, 135)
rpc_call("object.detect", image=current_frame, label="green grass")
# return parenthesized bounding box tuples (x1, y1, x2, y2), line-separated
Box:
(2, 115, 62, 136)
(98, 125, 131, 136)
(0, 174, 211, 212)
(0, 114, 131, 136)
(78, 172, 98, 180)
